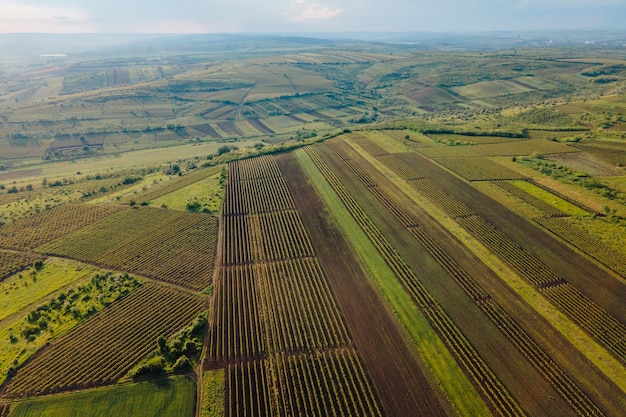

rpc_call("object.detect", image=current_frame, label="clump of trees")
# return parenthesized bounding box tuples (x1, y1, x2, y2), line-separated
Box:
(129, 313, 207, 378)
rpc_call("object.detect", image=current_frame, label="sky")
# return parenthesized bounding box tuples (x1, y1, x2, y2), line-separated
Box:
(0, 0, 625, 34)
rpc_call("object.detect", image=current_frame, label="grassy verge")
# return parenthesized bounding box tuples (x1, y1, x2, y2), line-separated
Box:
(8, 376, 196, 417)
(200, 370, 225, 417)
(294, 148, 491, 417)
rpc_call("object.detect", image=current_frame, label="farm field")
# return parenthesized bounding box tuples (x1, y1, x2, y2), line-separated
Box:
(39, 207, 218, 291)
(305, 138, 624, 416)
(0, 33, 625, 416)
(6, 376, 195, 417)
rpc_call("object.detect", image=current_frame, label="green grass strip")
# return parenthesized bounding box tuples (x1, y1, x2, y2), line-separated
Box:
(294, 148, 491, 417)
(200, 370, 225, 417)
(8, 376, 196, 417)
(510, 180, 589, 216)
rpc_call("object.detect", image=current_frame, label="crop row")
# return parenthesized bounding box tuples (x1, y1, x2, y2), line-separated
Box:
(0, 251, 41, 282)
(0, 404, 9, 417)
(38, 207, 217, 290)
(224, 176, 295, 215)
(408, 178, 476, 218)
(226, 360, 271, 417)
(457, 215, 626, 363)
(535, 217, 626, 277)
(306, 145, 525, 417)
(406, 226, 604, 415)
(324, 141, 605, 415)
(269, 349, 382, 417)
(227, 349, 382, 417)
(348, 133, 391, 156)
(211, 259, 350, 363)
(0, 204, 125, 250)
(433, 157, 527, 181)
(343, 137, 626, 363)
(3, 283, 205, 397)
(376, 154, 429, 180)
(493, 181, 566, 217)
(223, 158, 296, 215)
(222, 211, 314, 265)
(359, 147, 476, 218)
(230, 155, 285, 182)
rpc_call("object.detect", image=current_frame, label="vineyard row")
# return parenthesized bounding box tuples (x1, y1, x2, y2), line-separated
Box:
(215, 154, 383, 416)
(360, 140, 626, 365)
(535, 217, 626, 278)
(226, 349, 382, 417)
(210, 259, 350, 363)
(38, 207, 217, 290)
(457, 215, 626, 363)
(0, 204, 125, 251)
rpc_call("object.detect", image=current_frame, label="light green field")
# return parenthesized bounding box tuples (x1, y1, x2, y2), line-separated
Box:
(151, 171, 223, 213)
(294, 148, 491, 417)
(7, 139, 260, 187)
(0, 258, 96, 322)
(451, 79, 533, 100)
(510, 180, 590, 216)
(87, 172, 170, 205)
(200, 370, 225, 417)
(8, 376, 196, 417)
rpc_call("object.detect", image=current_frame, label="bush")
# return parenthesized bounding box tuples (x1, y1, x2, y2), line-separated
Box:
(172, 355, 192, 372)
(131, 356, 166, 378)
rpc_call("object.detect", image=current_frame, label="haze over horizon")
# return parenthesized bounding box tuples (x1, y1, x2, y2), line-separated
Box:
(1, 0, 625, 34)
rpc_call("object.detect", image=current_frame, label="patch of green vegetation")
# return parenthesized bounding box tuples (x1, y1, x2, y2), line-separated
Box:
(0, 259, 97, 322)
(509, 180, 589, 216)
(200, 370, 225, 417)
(509, 107, 576, 128)
(0, 272, 141, 386)
(517, 157, 625, 206)
(8, 376, 196, 417)
(127, 312, 207, 379)
(151, 171, 224, 214)
(294, 148, 491, 417)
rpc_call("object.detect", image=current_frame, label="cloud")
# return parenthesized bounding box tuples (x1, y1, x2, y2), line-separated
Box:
(0, 1, 95, 33)
(516, 0, 626, 8)
(291, 1, 344, 20)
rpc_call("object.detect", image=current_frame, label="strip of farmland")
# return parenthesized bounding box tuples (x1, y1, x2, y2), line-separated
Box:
(323, 138, 621, 416)
(0, 204, 126, 251)
(303, 145, 529, 417)
(210, 155, 384, 417)
(276, 152, 453, 417)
